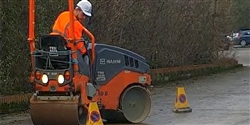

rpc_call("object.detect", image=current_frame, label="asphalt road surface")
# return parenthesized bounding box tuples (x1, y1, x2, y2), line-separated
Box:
(1, 47, 250, 125)
(235, 47, 250, 66)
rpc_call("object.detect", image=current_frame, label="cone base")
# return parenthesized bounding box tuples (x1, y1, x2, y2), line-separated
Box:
(173, 107, 192, 113)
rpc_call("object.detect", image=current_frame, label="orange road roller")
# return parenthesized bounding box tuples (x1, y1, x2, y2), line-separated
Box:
(27, 0, 152, 125)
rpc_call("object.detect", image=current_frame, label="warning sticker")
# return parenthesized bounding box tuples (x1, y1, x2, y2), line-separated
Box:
(90, 111, 100, 122)
(179, 94, 186, 103)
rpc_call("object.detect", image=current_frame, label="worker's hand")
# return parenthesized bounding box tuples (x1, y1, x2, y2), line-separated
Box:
(82, 52, 88, 57)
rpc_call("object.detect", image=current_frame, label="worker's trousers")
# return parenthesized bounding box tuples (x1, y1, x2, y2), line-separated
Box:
(76, 50, 90, 77)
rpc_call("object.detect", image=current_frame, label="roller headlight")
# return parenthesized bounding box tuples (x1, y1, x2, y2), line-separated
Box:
(41, 74, 49, 84)
(58, 74, 65, 84)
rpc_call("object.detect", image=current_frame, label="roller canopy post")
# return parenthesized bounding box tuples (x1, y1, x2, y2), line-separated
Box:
(82, 27, 95, 64)
(68, 0, 75, 41)
(67, 0, 79, 72)
(27, 0, 35, 55)
(27, 0, 35, 82)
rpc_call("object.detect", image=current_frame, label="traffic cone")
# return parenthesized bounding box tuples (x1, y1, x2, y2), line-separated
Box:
(173, 86, 192, 113)
(86, 101, 104, 125)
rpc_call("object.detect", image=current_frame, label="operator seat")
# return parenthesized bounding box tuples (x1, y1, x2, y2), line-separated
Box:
(39, 34, 90, 76)
(38, 35, 69, 69)
(39, 34, 67, 51)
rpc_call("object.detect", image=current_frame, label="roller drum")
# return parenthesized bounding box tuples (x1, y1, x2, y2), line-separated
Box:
(119, 85, 151, 123)
(30, 95, 87, 125)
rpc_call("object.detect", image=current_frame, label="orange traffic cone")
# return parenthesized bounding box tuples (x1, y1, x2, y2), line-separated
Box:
(173, 86, 192, 113)
(86, 101, 104, 125)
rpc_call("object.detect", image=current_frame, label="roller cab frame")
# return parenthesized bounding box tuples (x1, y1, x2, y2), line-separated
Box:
(28, 0, 95, 102)
(28, 1, 96, 124)
(27, 0, 152, 124)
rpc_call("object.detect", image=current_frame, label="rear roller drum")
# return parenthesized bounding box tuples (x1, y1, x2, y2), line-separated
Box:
(120, 85, 151, 123)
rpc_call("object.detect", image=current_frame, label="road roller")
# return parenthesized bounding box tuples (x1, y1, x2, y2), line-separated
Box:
(27, 0, 152, 125)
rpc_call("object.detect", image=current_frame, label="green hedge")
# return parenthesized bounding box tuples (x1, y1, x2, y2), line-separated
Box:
(0, 0, 249, 95)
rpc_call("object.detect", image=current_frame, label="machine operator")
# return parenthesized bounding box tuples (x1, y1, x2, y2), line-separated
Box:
(50, 0, 92, 76)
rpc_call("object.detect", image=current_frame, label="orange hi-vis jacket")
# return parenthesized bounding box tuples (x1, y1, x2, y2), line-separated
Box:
(50, 11, 86, 54)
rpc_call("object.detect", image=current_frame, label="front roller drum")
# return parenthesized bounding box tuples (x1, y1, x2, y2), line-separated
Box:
(30, 95, 87, 125)
(120, 85, 151, 123)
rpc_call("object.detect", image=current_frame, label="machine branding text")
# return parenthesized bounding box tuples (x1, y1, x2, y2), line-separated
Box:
(99, 58, 121, 64)
(49, 46, 57, 53)
(106, 59, 121, 64)
(96, 71, 106, 81)
(99, 91, 108, 96)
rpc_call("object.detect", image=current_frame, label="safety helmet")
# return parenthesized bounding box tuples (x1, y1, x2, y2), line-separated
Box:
(77, 0, 92, 17)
